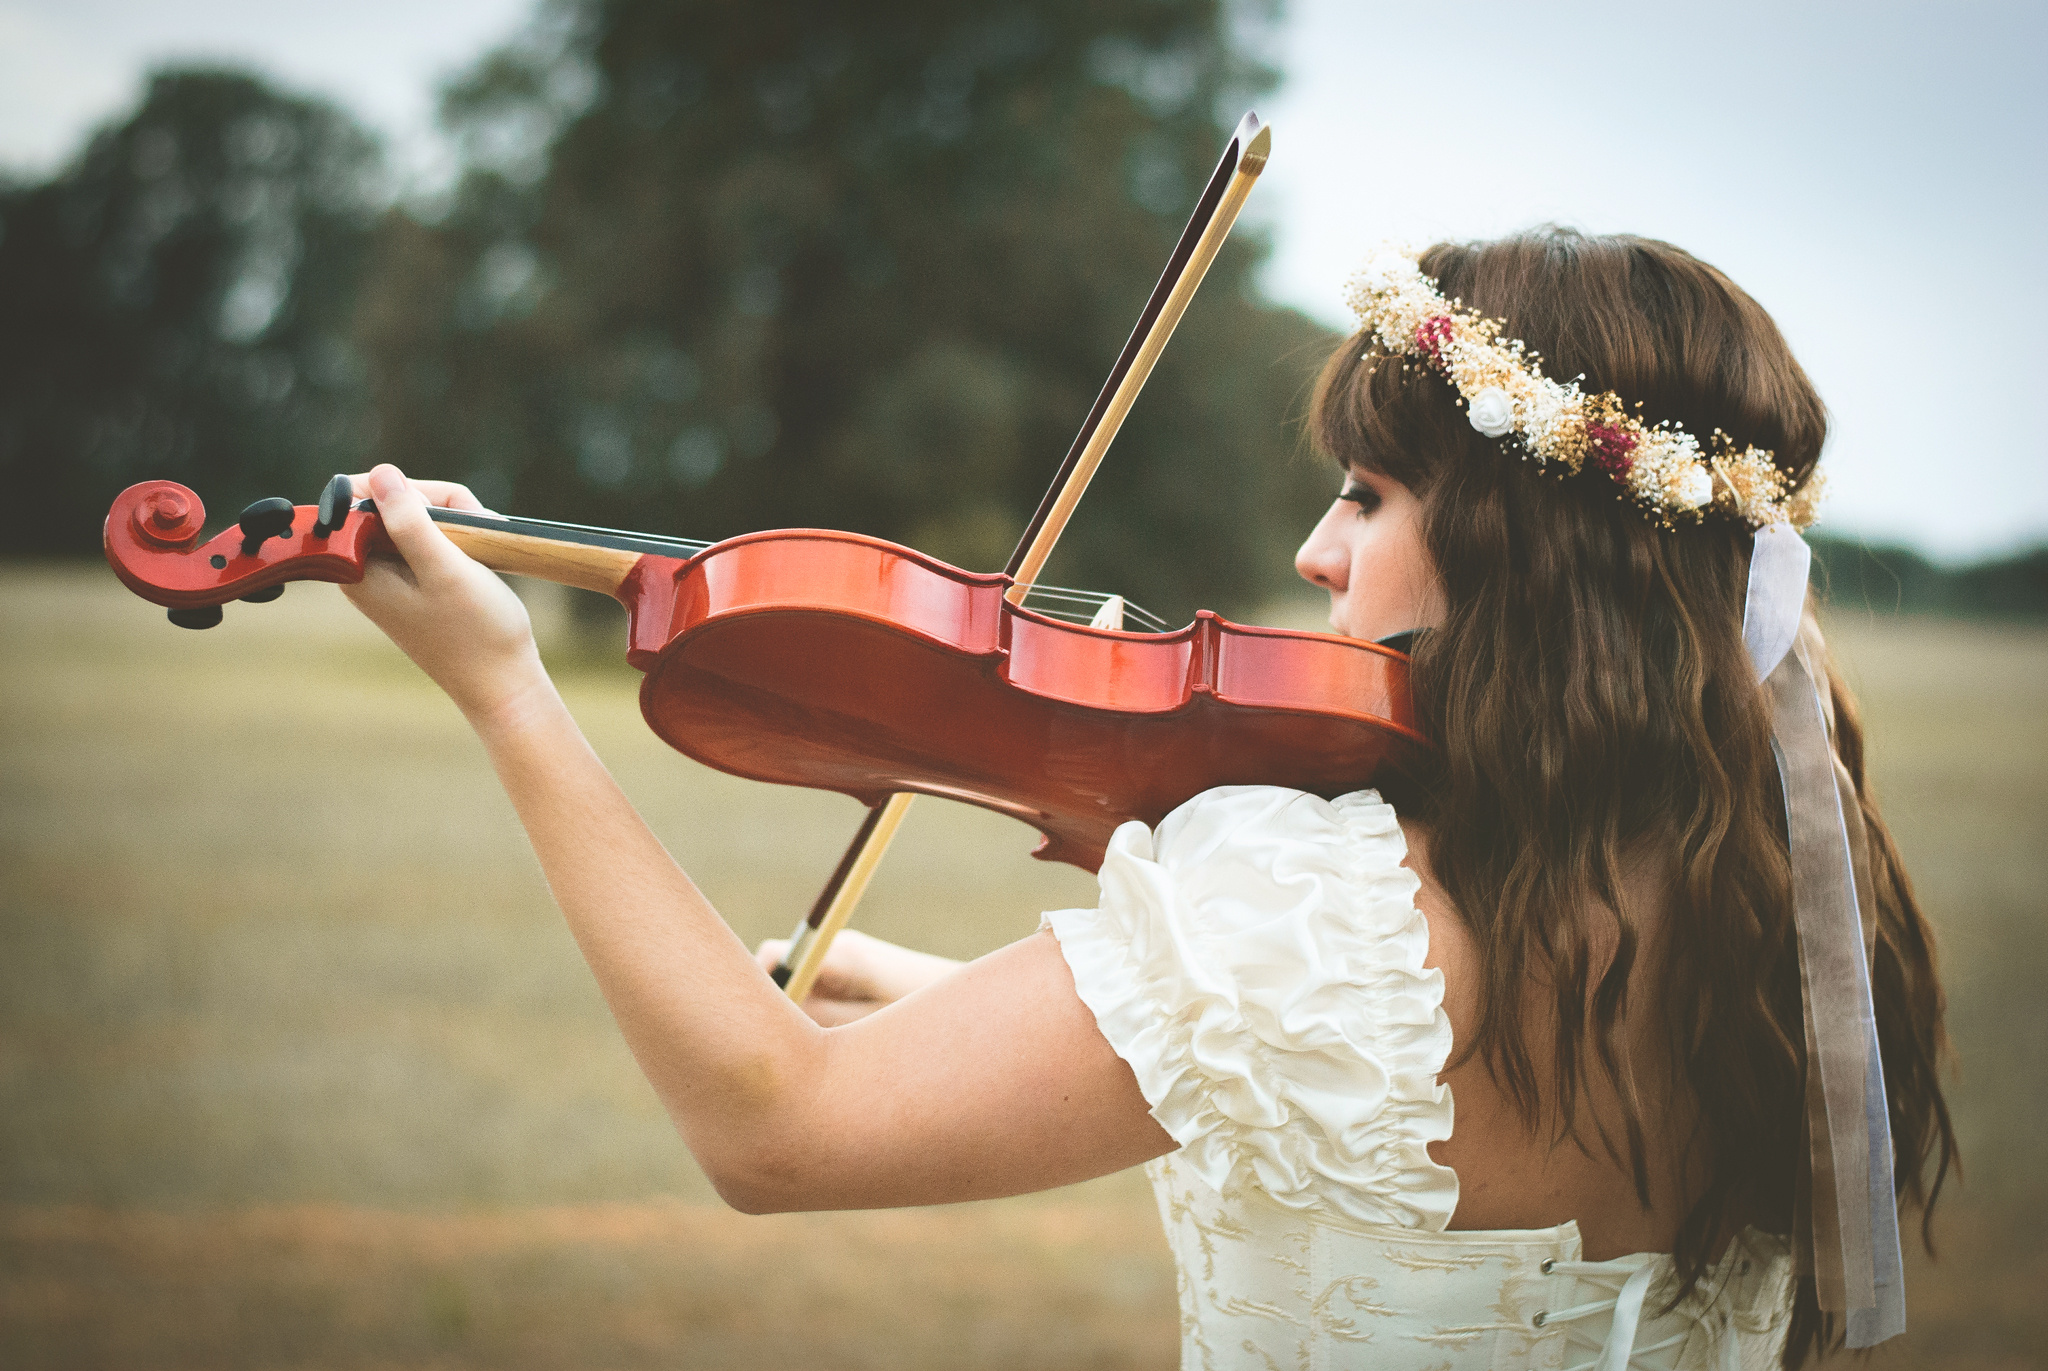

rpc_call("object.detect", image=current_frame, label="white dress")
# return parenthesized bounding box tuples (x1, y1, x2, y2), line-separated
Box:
(1043, 786, 1794, 1371)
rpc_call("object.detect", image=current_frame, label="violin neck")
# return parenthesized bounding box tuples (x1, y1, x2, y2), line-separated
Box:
(410, 507, 708, 599)
(432, 517, 641, 596)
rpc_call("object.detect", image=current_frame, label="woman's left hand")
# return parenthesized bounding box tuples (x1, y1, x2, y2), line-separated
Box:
(340, 463, 547, 727)
(753, 928, 964, 1026)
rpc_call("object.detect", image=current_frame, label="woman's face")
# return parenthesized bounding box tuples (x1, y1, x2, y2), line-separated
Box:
(1294, 468, 1447, 642)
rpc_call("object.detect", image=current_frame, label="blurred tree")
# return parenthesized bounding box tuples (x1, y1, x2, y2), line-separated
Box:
(0, 69, 381, 553)
(364, 0, 1340, 621)
(1808, 534, 2048, 620)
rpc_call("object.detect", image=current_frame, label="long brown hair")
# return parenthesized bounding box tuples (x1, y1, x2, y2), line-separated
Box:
(1309, 227, 1953, 1366)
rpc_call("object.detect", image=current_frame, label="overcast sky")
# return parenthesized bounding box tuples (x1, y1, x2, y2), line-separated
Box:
(2, 0, 2040, 560)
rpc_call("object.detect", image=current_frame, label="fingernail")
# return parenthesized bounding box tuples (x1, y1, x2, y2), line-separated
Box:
(369, 465, 401, 499)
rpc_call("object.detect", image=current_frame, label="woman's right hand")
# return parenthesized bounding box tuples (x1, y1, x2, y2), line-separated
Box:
(339, 464, 546, 730)
(754, 928, 964, 1026)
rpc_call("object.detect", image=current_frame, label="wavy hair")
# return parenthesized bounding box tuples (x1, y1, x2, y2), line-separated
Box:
(1309, 228, 1954, 1366)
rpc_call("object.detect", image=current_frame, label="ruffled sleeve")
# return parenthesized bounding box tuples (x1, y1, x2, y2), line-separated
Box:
(1043, 785, 1458, 1231)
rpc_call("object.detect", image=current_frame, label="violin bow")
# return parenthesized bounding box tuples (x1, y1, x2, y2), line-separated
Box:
(771, 112, 1272, 1000)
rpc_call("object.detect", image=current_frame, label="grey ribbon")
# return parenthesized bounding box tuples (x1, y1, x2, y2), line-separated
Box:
(1744, 522, 1905, 1346)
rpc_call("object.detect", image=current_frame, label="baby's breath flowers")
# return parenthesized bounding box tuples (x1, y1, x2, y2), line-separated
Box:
(1345, 249, 1819, 530)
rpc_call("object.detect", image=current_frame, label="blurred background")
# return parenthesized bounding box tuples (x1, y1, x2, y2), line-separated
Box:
(1, 1, 2042, 1367)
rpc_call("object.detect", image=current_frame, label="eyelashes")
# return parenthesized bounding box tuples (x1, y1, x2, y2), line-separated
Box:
(1339, 484, 1379, 514)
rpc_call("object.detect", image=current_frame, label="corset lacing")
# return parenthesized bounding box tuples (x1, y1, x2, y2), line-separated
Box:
(1537, 1258, 1742, 1371)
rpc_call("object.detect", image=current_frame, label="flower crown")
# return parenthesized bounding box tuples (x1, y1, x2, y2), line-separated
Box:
(1345, 248, 1821, 530)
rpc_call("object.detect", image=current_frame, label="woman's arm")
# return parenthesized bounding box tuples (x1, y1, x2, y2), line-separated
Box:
(342, 466, 1173, 1211)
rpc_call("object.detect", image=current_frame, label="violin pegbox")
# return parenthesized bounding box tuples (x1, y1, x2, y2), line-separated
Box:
(103, 477, 381, 627)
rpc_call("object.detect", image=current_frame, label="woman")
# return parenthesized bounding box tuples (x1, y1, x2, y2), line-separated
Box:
(343, 227, 1951, 1369)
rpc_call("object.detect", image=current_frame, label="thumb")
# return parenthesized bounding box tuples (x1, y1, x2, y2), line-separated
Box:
(368, 464, 468, 584)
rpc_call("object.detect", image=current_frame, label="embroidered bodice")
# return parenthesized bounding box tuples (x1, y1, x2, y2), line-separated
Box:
(1044, 786, 1794, 1370)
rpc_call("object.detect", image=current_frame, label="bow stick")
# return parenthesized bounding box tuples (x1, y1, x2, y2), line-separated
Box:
(772, 111, 1272, 1000)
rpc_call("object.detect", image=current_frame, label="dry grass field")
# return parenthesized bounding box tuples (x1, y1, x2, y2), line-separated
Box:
(2, 564, 2043, 1369)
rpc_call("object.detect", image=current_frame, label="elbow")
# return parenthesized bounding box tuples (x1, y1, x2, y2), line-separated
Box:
(689, 1101, 818, 1215)
(710, 1173, 790, 1216)
(702, 1143, 810, 1215)
(663, 1037, 837, 1215)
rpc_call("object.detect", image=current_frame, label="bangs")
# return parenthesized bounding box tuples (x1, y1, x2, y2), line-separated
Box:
(1308, 329, 1473, 495)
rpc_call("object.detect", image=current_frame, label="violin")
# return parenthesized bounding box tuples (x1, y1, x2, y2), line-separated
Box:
(101, 113, 1428, 997)
(104, 476, 1425, 875)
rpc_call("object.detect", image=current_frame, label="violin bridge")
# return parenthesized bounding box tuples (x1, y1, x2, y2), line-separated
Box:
(1088, 595, 1127, 631)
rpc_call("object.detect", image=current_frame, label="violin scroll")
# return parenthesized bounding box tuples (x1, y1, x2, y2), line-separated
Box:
(126, 484, 205, 549)
(104, 478, 380, 627)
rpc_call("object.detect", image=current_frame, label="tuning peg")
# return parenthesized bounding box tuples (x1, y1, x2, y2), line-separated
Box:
(238, 498, 296, 556)
(313, 474, 353, 537)
(168, 605, 224, 630)
(240, 584, 285, 603)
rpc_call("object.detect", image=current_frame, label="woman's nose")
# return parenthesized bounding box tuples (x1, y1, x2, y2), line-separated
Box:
(1295, 507, 1348, 591)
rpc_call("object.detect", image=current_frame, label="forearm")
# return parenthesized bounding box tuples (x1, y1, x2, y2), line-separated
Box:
(471, 673, 824, 1184)
(867, 941, 965, 1000)
(472, 673, 1169, 1213)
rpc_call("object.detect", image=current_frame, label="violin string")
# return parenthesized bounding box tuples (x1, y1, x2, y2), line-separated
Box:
(1036, 594, 1169, 632)
(1019, 590, 1171, 631)
(1014, 583, 1172, 633)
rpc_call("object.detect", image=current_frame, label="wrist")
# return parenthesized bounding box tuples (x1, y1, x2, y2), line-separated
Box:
(462, 655, 563, 743)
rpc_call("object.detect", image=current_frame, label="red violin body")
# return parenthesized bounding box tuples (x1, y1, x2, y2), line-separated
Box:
(625, 529, 1424, 870)
(106, 480, 1427, 872)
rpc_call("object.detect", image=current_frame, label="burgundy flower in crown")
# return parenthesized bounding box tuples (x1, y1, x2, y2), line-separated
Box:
(1344, 247, 1820, 529)
(1585, 423, 1638, 476)
(1415, 315, 1454, 363)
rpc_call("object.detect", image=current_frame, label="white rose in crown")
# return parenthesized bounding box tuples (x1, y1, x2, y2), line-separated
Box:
(1467, 387, 1516, 437)
(1676, 465, 1715, 509)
